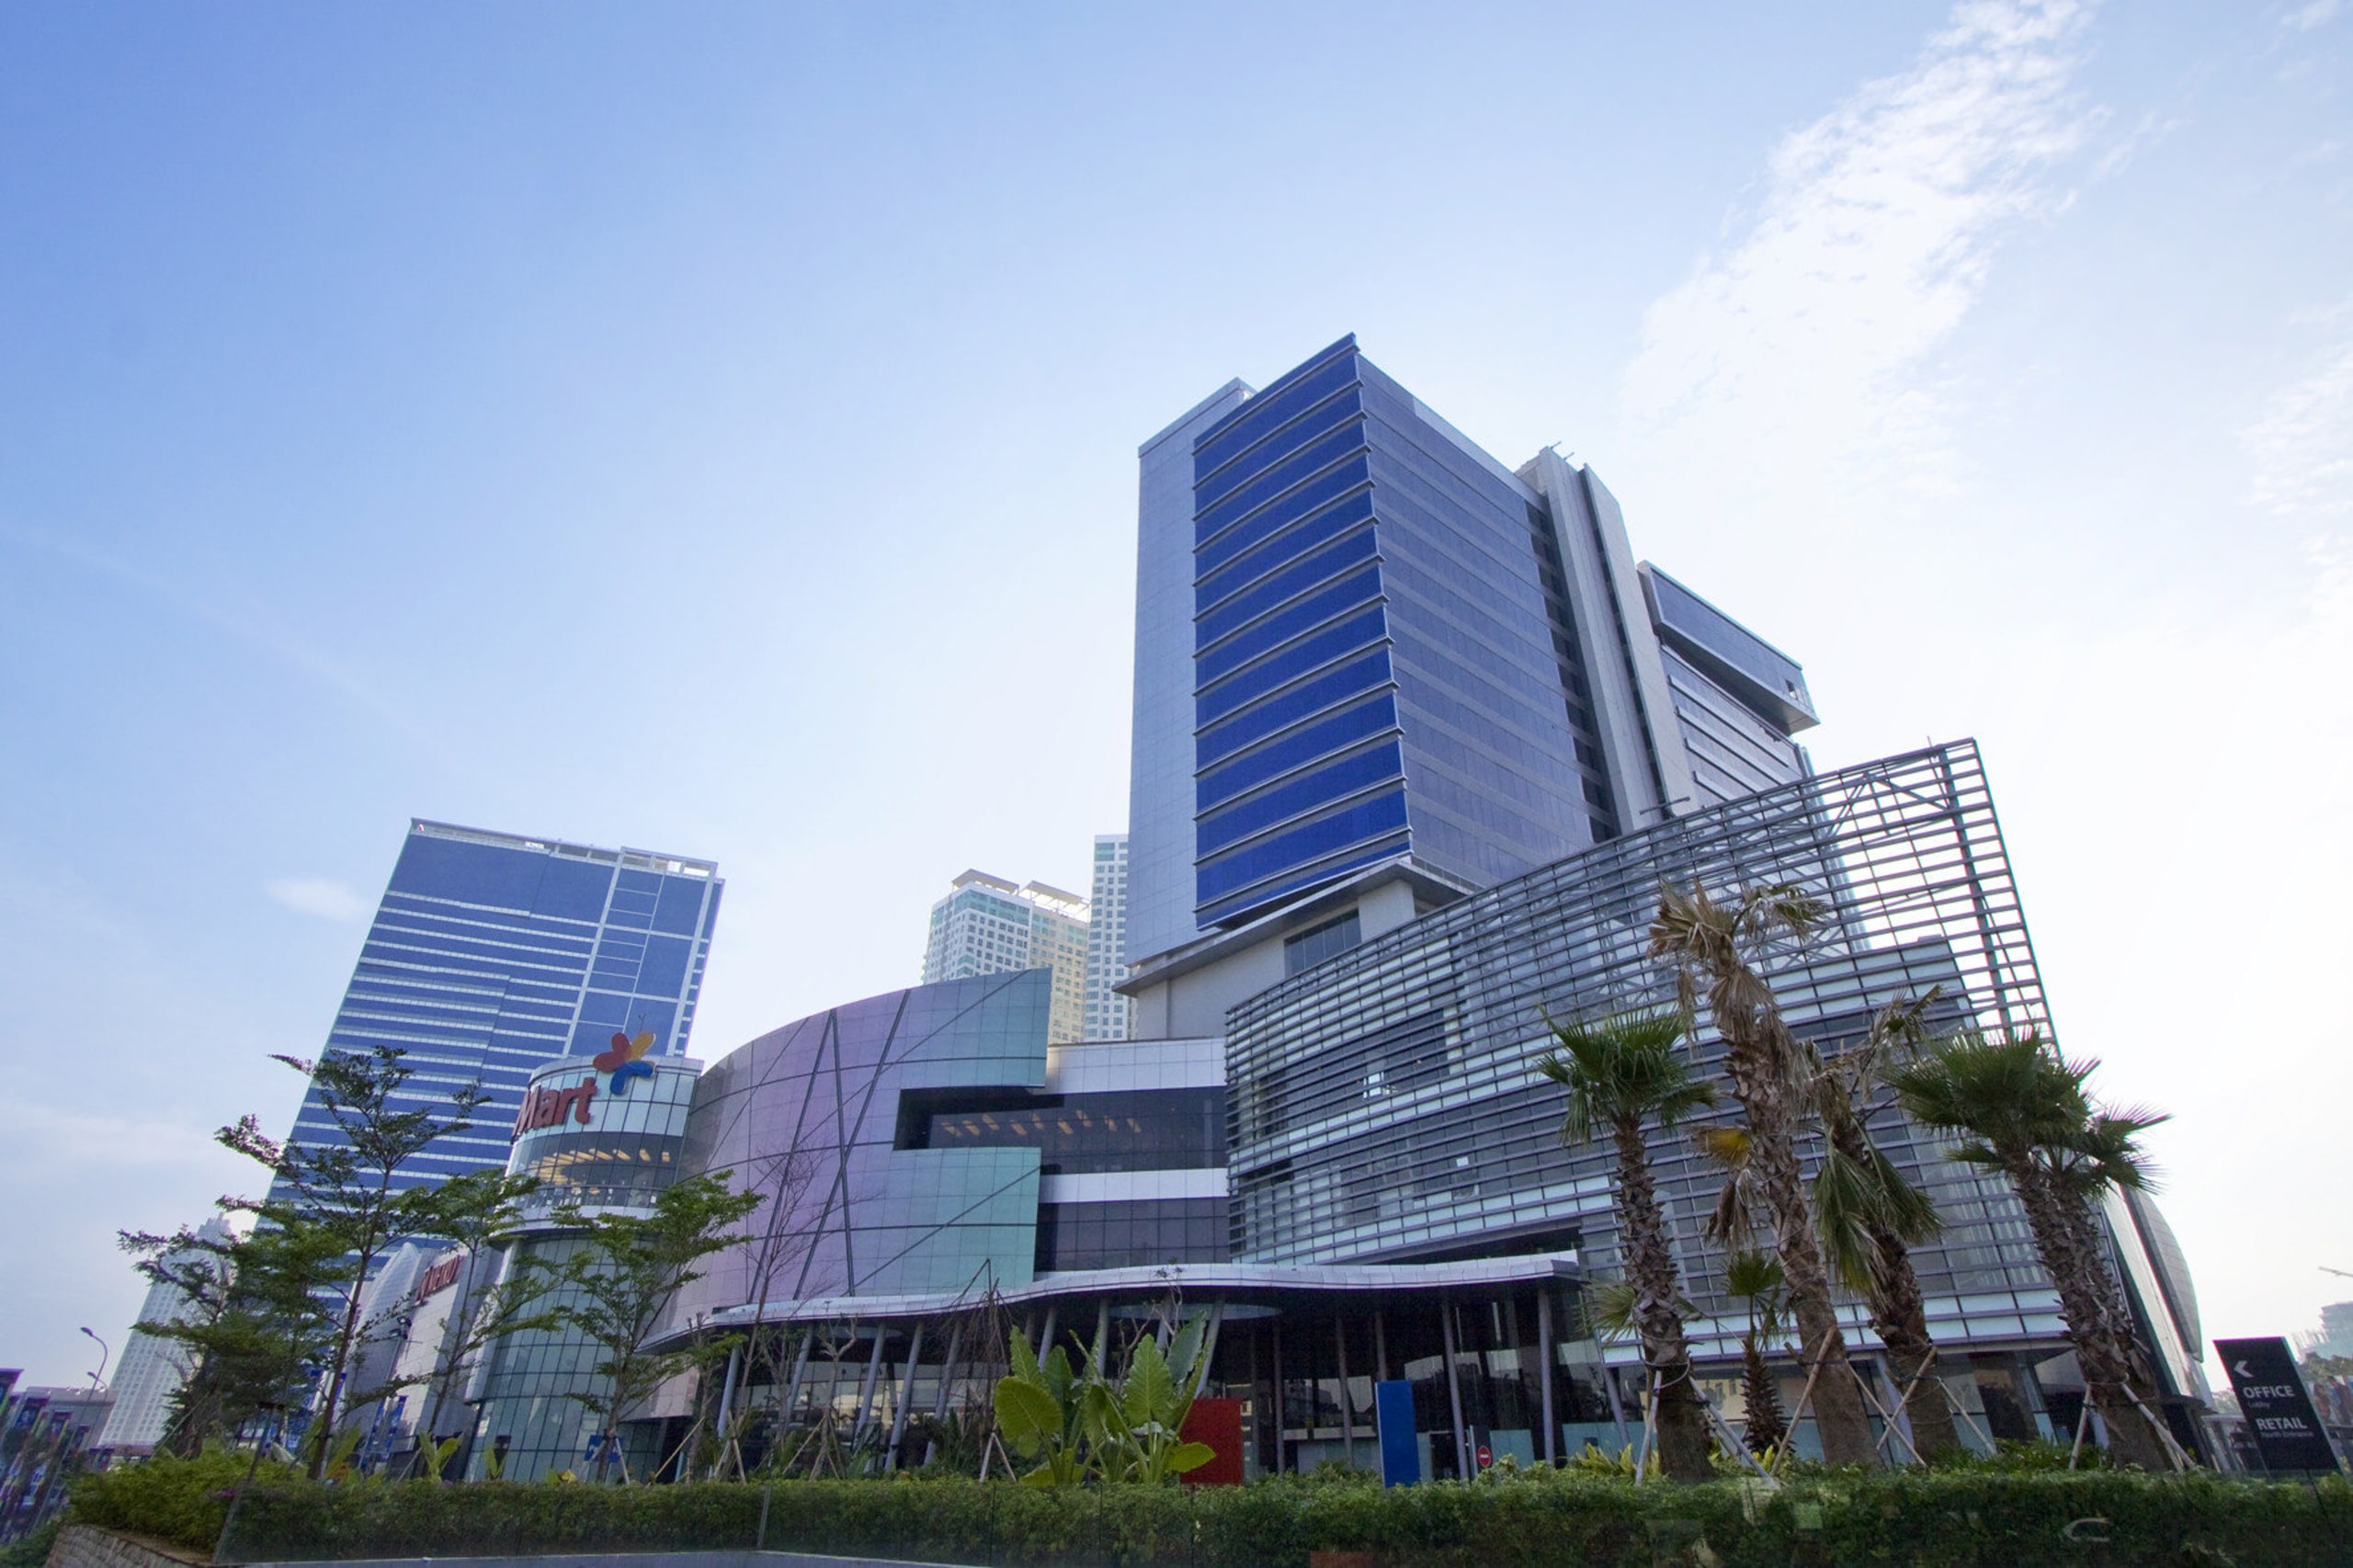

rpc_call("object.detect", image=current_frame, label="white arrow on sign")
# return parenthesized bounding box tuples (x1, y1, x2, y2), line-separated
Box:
(2234, 1360, 2256, 1381)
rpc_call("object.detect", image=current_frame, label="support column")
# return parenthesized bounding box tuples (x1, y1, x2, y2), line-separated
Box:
(780, 1329, 815, 1429)
(1336, 1315, 1357, 1470)
(850, 1325, 889, 1446)
(885, 1324, 925, 1469)
(1440, 1299, 1471, 1479)
(1538, 1290, 1557, 1467)
(1271, 1319, 1286, 1474)
(922, 1321, 966, 1469)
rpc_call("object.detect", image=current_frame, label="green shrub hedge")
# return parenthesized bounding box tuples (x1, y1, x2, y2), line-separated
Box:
(70, 1460, 2353, 1568)
(69, 1449, 300, 1555)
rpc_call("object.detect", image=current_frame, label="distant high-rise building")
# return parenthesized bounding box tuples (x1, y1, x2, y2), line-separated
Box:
(275, 821, 722, 1200)
(920, 870, 1089, 1045)
(97, 1217, 233, 1454)
(1082, 835, 1132, 1041)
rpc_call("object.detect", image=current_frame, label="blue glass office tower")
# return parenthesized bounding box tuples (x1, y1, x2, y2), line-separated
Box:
(275, 821, 722, 1197)
(1126, 335, 1819, 995)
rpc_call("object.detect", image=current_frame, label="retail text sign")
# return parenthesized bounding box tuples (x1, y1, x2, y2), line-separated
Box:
(2215, 1335, 2340, 1472)
(512, 1076, 597, 1140)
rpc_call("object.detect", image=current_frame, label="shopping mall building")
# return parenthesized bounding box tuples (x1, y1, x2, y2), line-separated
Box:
(396, 339, 2211, 1480)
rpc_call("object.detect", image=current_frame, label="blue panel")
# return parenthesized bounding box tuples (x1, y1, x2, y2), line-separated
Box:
(1197, 570, 1381, 687)
(1197, 460, 1371, 579)
(1196, 788, 1409, 903)
(1196, 526, 1378, 648)
(1194, 347, 1363, 486)
(1199, 696, 1397, 811)
(653, 877, 706, 935)
(1198, 604, 1386, 724)
(1198, 835, 1409, 927)
(388, 835, 546, 911)
(1197, 649, 1393, 767)
(635, 934, 691, 996)
(1198, 741, 1405, 856)
(1194, 420, 1369, 545)
(1197, 488, 1376, 610)
(1377, 1381, 1420, 1486)
(1193, 379, 1363, 512)
(531, 858, 613, 919)
(617, 869, 663, 894)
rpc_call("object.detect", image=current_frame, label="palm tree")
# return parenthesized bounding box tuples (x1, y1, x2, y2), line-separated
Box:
(1722, 1250, 1790, 1457)
(1802, 995, 1965, 1460)
(1534, 1008, 1718, 1482)
(1648, 881, 1881, 1468)
(1888, 1030, 2175, 1470)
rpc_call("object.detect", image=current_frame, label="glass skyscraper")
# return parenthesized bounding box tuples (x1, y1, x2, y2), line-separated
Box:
(1126, 335, 1818, 981)
(274, 820, 722, 1198)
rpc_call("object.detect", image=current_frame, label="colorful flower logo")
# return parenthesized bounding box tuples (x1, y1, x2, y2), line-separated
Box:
(592, 1029, 655, 1094)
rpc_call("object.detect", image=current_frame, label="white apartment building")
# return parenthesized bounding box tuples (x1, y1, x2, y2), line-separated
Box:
(97, 1217, 233, 1454)
(1082, 834, 1132, 1041)
(919, 869, 1090, 1044)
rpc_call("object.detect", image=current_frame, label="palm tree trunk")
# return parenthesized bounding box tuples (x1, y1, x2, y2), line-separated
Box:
(1824, 1119, 1963, 1460)
(1610, 1120, 1713, 1482)
(2009, 1160, 2171, 1470)
(1717, 1028, 1881, 1467)
(1740, 1335, 1787, 1455)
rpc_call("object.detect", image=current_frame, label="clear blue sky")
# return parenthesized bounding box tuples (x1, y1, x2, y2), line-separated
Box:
(4, 1, 2347, 1388)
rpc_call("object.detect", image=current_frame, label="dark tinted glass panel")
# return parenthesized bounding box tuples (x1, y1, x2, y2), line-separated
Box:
(1199, 695, 1397, 812)
(516, 1132, 682, 1207)
(1036, 1198, 1231, 1271)
(912, 1088, 1226, 1174)
(1283, 912, 1362, 977)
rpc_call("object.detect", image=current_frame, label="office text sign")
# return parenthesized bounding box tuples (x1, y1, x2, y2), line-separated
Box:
(2215, 1336, 2339, 1472)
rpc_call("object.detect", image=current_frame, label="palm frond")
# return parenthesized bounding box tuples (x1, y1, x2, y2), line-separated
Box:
(1532, 1006, 1712, 1142)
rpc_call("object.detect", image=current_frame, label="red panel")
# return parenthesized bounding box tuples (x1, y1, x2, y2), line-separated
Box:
(1179, 1397, 1245, 1486)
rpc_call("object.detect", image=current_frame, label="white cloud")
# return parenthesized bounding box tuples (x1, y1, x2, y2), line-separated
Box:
(1620, 0, 2097, 513)
(265, 876, 369, 923)
(2283, 0, 2341, 31)
(2244, 301, 2353, 522)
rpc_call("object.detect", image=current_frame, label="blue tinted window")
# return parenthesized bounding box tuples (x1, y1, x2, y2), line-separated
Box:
(389, 836, 547, 911)
(635, 934, 691, 994)
(1197, 788, 1409, 903)
(1194, 421, 1368, 544)
(1198, 605, 1386, 724)
(1194, 382, 1363, 512)
(1198, 741, 1404, 856)
(1197, 460, 1372, 578)
(1197, 488, 1376, 609)
(1199, 695, 1397, 811)
(653, 878, 707, 935)
(1197, 649, 1392, 767)
(1195, 347, 1362, 484)
(1196, 526, 1377, 648)
(1198, 832, 1411, 926)
(1197, 570, 1381, 687)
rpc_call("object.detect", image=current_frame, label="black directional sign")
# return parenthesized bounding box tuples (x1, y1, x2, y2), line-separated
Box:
(2215, 1336, 2341, 1473)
